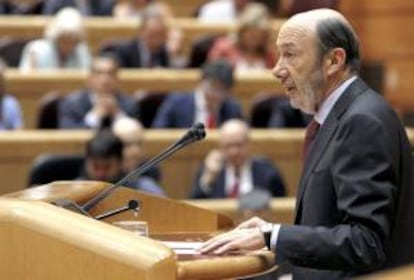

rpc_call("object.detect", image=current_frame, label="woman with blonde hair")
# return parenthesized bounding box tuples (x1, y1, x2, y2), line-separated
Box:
(19, 7, 91, 71)
(207, 3, 275, 72)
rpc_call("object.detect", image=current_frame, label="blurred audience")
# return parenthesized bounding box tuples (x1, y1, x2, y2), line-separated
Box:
(112, 0, 152, 19)
(198, 0, 251, 23)
(0, 59, 24, 130)
(208, 3, 275, 72)
(58, 54, 137, 129)
(0, 0, 43, 14)
(19, 7, 91, 72)
(152, 60, 242, 128)
(267, 96, 311, 127)
(42, 0, 115, 16)
(104, 7, 171, 68)
(190, 119, 285, 198)
(112, 117, 161, 182)
(78, 129, 165, 196)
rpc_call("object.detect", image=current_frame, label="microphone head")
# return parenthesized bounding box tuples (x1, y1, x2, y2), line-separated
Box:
(193, 122, 206, 140)
(128, 199, 139, 210)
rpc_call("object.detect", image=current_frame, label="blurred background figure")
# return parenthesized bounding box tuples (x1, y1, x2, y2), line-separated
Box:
(19, 7, 91, 72)
(112, 0, 152, 19)
(198, 0, 251, 23)
(79, 129, 165, 196)
(208, 3, 275, 72)
(0, 0, 44, 14)
(0, 59, 24, 130)
(58, 54, 137, 129)
(42, 0, 115, 16)
(103, 7, 171, 68)
(112, 117, 161, 182)
(190, 119, 285, 198)
(152, 60, 242, 128)
(237, 189, 272, 222)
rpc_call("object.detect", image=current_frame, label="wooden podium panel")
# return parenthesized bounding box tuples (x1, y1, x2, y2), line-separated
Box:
(1, 182, 277, 279)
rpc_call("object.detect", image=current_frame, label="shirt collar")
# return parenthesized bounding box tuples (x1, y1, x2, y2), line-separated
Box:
(314, 76, 357, 125)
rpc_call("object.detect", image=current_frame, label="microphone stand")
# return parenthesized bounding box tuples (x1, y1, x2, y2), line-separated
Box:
(81, 123, 206, 212)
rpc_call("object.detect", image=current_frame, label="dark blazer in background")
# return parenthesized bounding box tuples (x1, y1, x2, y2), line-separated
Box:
(268, 97, 312, 128)
(152, 93, 243, 128)
(42, 0, 115, 15)
(104, 39, 170, 69)
(276, 78, 413, 279)
(190, 156, 286, 198)
(58, 89, 138, 129)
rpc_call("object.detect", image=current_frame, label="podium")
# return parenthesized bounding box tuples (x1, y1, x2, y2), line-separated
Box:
(0, 181, 276, 279)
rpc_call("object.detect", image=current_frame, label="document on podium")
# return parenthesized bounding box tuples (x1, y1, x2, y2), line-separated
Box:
(160, 241, 203, 255)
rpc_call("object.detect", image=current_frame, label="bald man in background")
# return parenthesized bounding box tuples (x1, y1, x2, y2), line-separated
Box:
(199, 9, 413, 279)
(190, 119, 285, 198)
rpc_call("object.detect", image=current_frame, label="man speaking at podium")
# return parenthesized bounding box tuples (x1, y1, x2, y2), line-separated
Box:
(199, 9, 414, 279)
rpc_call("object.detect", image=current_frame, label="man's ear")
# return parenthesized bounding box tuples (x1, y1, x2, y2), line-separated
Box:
(326, 48, 346, 76)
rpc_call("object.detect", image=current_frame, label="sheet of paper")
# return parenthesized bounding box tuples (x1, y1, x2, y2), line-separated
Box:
(160, 241, 204, 255)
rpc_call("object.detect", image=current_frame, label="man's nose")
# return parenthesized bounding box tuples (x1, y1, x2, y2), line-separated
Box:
(272, 61, 288, 82)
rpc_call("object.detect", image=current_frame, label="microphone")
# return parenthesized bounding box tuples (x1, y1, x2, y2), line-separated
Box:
(81, 123, 207, 212)
(94, 199, 140, 220)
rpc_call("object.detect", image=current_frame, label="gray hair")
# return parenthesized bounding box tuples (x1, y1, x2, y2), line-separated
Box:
(45, 7, 86, 42)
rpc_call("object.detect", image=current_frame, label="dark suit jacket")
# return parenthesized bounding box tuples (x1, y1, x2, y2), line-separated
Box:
(275, 78, 413, 279)
(42, 0, 114, 16)
(152, 93, 243, 128)
(268, 97, 312, 128)
(105, 39, 170, 69)
(58, 89, 138, 129)
(190, 156, 286, 198)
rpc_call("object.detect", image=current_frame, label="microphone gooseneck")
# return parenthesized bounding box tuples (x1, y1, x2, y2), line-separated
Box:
(81, 123, 206, 212)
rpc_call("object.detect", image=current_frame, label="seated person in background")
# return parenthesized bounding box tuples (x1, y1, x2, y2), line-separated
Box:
(0, 0, 44, 14)
(112, 0, 152, 19)
(112, 117, 161, 182)
(152, 60, 243, 129)
(267, 96, 311, 127)
(190, 119, 285, 198)
(0, 59, 23, 130)
(59, 54, 137, 129)
(19, 7, 91, 72)
(198, 0, 252, 23)
(42, 0, 115, 16)
(104, 7, 171, 68)
(79, 129, 165, 196)
(208, 3, 276, 73)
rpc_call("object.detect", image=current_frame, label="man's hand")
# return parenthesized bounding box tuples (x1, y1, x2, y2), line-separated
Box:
(198, 227, 265, 255)
(235, 216, 267, 229)
(200, 149, 223, 188)
(92, 94, 120, 118)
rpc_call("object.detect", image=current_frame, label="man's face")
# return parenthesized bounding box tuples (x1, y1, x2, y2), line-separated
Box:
(220, 129, 249, 168)
(272, 23, 327, 114)
(89, 58, 118, 94)
(141, 18, 167, 53)
(86, 157, 122, 182)
(202, 79, 229, 109)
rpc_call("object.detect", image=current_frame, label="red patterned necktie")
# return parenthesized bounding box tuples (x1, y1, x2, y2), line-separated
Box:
(207, 114, 216, 129)
(303, 119, 320, 161)
(229, 172, 240, 198)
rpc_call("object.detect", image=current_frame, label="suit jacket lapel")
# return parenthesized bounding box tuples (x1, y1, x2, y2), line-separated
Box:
(294, 78, 369, 222)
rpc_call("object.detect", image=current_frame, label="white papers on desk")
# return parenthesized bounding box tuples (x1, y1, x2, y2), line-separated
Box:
(160, 241, 203, 255)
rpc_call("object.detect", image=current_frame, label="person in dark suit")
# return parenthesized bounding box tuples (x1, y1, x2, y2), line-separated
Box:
(152, 60, 243, 128)
(191, 119, 285, 198)
(78, 129, 165, 196)
(103, 9, 170, 68)
(42, 0, 115, 16)
(59, 54, 137, 129)
(198, 9, 414, 279)
(268, 96, 312, 127)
